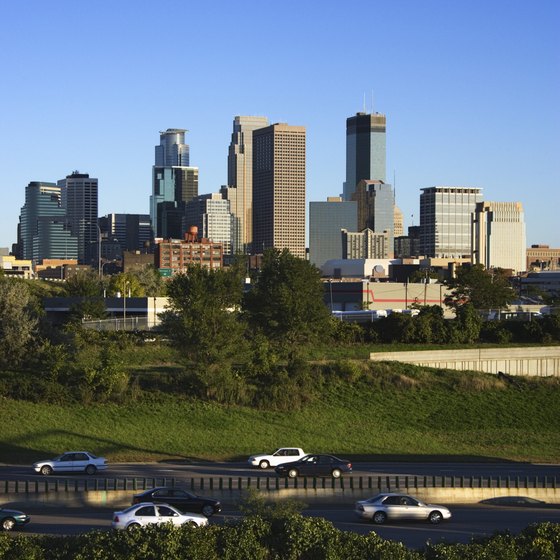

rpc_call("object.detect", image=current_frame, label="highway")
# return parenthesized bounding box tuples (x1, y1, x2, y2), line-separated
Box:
(2, 460, 560, 481)
(14, 503, 560, 550)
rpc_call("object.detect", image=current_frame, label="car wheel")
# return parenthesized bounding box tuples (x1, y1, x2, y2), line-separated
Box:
(259, 460, 270, 469)
(428, 511, 443, 524)
(127, 523, 141, 531)
(187, 520, 198, 528)
(85, 465, 97, 475)
(40, 465, 53, 476)
(287, 468, 298, 478)
(202, 505, 214, 517)
(2, 517, 16, 531)
(372, 511, 387, 525)
(331, 468, 342, 478)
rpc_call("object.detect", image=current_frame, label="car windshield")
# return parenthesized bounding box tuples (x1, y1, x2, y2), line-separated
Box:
(88, 453, 97, 458)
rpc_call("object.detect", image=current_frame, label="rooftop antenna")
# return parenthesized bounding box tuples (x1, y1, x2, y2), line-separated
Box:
(362, 92, 366, 113)
(371, 90, 375, 114)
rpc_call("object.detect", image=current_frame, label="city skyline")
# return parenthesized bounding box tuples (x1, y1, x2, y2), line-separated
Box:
(0, 0, 558, 249)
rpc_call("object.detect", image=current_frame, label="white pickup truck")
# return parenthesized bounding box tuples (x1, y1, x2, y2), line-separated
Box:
(248, 447, 307, 469)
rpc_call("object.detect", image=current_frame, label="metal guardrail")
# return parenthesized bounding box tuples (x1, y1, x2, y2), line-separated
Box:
(1, 475, 558, 494)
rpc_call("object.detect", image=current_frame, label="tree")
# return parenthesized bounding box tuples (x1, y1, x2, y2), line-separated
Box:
(129, 265, 166, 297)
(161, 265, 247, 369)
(244, 249, 332, 356)
(445, 264, 516, 311)
(64, 269, 102, 297)
(107, 272, 143, 297)
(0, 278, 39, 367)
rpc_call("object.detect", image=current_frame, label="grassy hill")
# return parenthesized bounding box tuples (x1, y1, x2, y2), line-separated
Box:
(2, 360, 559, 464)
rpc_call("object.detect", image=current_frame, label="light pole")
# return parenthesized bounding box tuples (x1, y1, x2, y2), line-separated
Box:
(96, 223, 102, 279)
(123, 280, 130, 330)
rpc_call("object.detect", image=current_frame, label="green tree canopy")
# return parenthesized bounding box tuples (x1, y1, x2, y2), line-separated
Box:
(445, 264, 516, 310)
(161, 265, 246, 368)
(64, 269, 102, 297)
(107, 272, 143, 297)
(244, 249, 332, 356)
(0, 278, 39, 367)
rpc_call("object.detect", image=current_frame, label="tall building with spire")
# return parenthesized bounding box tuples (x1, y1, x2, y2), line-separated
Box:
(223, 116, 269, 253)
(150, 129, 198, 239)
(343, 112, 386, 201)
(253, 123, 306, 259)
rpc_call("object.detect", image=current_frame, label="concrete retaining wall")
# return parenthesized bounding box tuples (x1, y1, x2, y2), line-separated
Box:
(3, 486, 559, 509)
(370, 346, 560, 376)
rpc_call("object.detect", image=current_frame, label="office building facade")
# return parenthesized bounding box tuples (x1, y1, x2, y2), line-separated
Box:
(309, 197, 357, 267)
(352, 179, 395, 257)
(58, 172, 98, 265)
(420, 186, 482, 258)
(186, 193, 233, 255)
(225, 116, 269, 253)
(150, 129, 198, 239)
(341, 228, 391, 259)
(343, 112, 386, 201)
(18, 181, 78, 263)
(472, 201, 526, 273)
(253, 123, 306, 259)
(99, 213, 152, 253)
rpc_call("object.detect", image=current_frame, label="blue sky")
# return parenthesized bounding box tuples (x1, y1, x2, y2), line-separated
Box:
(1, 0, 558, 249)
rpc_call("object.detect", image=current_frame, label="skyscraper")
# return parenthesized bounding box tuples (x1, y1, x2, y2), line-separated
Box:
(472, 201, 526, 273)
(100, 213, 152, 252)
(343, 112, 386, 201)
(419, 186, 483, 258)
(58, 172, 98, 265)
(150, 129, 198, 239)
(225, 116, 269, 253)
(18, 181, 78, 262)
(352, 179, 395, 258)
(186, 193, 233, 254)
(309, 197, 357, 267)
(253, 123, 306, 259)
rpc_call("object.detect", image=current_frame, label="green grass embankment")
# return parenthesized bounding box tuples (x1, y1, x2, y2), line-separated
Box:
(2, 363, 559, 464)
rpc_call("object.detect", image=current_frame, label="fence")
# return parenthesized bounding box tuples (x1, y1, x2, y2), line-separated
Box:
(81, 316, 158, 332)
(2, 475, 558, 495)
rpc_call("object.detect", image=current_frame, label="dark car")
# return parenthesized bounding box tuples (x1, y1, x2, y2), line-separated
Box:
(275, 454, 352, 478)
(132, 487, 221, 517)
(1, 507, 31, 531)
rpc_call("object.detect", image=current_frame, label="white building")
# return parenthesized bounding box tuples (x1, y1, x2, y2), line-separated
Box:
(472, 201, 526, 273)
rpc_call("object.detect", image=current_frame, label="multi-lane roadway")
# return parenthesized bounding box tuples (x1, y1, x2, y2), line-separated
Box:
(2, 461, 559, 550)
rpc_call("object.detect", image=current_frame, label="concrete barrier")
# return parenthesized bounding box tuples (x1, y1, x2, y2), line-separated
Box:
(370, 346, 560, 376)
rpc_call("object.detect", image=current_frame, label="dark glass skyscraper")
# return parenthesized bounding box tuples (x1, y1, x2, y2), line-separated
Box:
(343, 112, 386, 201)
(18, 181, 78, 262)
(58, 172, 98, 265)
(150, 129, 198, 239)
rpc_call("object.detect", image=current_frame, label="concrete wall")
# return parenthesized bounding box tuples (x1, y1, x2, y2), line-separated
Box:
(370, 346, 560, 377)
(3, 486, 559, 509)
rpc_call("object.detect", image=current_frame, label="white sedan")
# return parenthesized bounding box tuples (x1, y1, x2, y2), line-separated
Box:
(355, 493, 452, 524)
(248, 448, 306, 469)
(112, 503, 208, 530)
(33, 451, 107, 475)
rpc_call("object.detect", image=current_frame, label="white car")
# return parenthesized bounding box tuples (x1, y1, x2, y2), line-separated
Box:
(248, 448, 306, 469)
(355, 493, 452, 525)
(112, 502, 208, 531)
(33, 451, 108, 475)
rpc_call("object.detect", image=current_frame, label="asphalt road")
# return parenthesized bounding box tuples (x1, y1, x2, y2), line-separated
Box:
(2, 461, 560, 481)
(14, 503, 560, 551)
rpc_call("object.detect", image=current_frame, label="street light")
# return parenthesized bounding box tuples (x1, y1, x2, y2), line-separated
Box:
(123, 280, 130, 330)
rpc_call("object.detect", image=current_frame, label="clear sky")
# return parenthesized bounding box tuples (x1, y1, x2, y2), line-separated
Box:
(1, 0, 558, 250)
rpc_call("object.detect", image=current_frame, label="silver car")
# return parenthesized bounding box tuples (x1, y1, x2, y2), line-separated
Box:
(33, 451, 107, 475)
(112, 502, 208, 531)
(354, 493, 452, 525)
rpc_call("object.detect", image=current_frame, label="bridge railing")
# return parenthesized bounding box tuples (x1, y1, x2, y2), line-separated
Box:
(1, 475, 558, 494)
